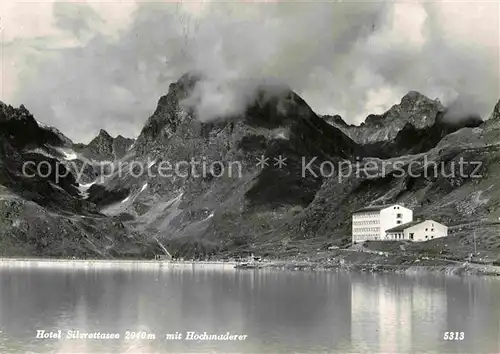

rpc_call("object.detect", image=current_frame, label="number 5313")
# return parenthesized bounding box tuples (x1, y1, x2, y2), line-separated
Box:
(443, 332, 465, 340)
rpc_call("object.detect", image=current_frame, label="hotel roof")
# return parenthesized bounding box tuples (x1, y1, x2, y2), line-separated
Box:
(385, 221, 422, 233)
(353, 204, 394, 213)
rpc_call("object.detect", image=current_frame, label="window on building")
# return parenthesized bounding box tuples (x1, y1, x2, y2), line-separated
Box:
(409, 233, 414, 240)
(397, 220, 402, 224)
(397, 213, 402, 218)
(425, 228, 428, 231)
(431, 229, 434, 231)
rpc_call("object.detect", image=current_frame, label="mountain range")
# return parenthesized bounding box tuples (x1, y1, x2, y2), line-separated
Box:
(1, 73, 499, 264)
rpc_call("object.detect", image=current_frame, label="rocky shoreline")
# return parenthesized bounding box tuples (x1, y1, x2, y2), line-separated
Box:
(237, 260, 500, 276)
(1, 255, 498, 276)
(231, 256, 500, 276)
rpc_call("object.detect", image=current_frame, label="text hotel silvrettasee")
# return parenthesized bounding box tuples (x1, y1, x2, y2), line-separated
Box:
(34, 329, 248, 341)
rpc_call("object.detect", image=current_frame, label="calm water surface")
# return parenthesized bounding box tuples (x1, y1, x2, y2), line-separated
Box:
(0, 263, 499, 353)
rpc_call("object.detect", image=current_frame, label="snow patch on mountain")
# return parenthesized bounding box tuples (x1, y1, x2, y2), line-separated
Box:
(78, 182, 95, 199)
(56, 148, 78, 161)
(35, 120, 48, 128)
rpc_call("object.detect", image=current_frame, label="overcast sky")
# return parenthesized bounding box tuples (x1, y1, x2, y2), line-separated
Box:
(1, 0, 499, 143)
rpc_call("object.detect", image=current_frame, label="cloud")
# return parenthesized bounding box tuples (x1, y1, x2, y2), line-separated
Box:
(53, 2, 104, 39)
(4, 0, 499, 142)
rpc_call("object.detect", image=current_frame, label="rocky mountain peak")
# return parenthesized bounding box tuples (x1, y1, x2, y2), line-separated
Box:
(135, 73, 305, 154)
(323, 91, 483, 158)
(76, 129, 133, 161)
(86, 129, 114, 157)
(323, 115, 348, 127)
(135, 72, 202, 151)
(400, 90, 444, 110)
(325, 91, 447, 145)
(489, 100, 500, 121)
(365, 91, 445, 129)
(243, 86, 316, 129)
(97, 129, 113, 140)
(0, 103, 37, 124)
(89, 129, 114, 146)
(0, 104, 70, 148)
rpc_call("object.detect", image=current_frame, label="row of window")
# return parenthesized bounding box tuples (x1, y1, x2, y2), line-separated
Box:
(387, 233, 436, 240)
(352, 220, 380, 225)
(355, 235, 379, 240)
(353, 227, 380, 233)
(387, 233, 408, 240)
(353, 213, 378, 219)
(356, 233, 441, 241)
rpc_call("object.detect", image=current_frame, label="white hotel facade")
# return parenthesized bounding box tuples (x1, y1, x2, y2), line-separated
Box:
(351, 204, 413, 243)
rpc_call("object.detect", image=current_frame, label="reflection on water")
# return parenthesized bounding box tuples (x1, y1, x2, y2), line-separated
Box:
(0, 264, 499, 353)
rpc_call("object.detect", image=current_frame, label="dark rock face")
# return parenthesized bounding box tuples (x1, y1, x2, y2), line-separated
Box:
(0, 104, 81, 209)
(113, 135, 135, 159)
(135, 73, 201, 153)
(0, 104, 149, 258)
(0, 103, 70, 149)
(364, 113, 483, 158)
(87, 129, 114, 160)
(86, 184, 131, 208)
(323, 114, 348, 127)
